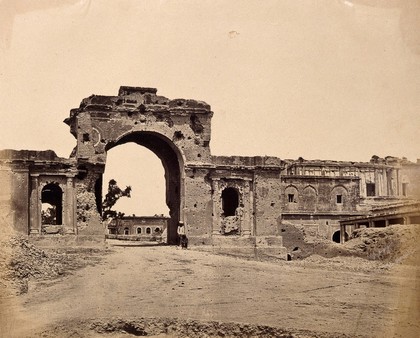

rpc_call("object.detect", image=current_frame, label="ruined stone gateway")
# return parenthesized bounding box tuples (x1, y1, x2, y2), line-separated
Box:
(1, 86, 419, 256)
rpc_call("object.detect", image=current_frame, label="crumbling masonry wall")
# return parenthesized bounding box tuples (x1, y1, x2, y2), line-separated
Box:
(65, 86, 214, 244)
(1, 86, 419, 255)
(0, 150, 77, 236)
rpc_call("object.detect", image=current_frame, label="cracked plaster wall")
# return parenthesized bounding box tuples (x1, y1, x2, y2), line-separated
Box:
(253, 170, 282, 236)
(0, 164, 28, 233)
(184, 167, 213, 244)
(75, 167, 102, 235)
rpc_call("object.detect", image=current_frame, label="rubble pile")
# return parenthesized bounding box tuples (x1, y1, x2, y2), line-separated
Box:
(280, 221, 343, 260)
(37, 317, 352, 338)
(281, 221, 419, 263)
(0, 233, 105, 294)
(343, 223, 420, 262)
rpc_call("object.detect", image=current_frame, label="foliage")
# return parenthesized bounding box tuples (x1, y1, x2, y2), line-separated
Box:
(102, 179, 132, 221)
(41, 206, 57, 225)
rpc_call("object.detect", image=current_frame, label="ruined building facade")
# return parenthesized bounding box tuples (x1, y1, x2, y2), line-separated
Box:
(1, 87, 419, 254)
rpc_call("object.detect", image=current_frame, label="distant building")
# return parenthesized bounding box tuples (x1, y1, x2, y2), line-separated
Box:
(107, 215, 168, 240)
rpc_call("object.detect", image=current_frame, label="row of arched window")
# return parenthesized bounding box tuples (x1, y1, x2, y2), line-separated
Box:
(284, 185, 348, 205)
(123, 226, 162, 235)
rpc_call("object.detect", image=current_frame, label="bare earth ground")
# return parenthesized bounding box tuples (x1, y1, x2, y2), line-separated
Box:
(1, 239, 419, 338)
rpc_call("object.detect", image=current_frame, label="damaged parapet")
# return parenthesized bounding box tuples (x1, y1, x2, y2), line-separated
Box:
(64, 86, 212, 163)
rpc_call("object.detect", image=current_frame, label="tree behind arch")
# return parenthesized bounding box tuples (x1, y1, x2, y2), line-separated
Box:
(102, 179, 132, 221)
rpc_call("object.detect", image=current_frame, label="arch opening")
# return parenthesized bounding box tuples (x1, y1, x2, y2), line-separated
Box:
(41, 183, 63, 226)
(104, 131, 183, 245)
(332, 230, 349, 243)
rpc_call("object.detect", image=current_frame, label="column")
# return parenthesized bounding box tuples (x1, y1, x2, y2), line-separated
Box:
(64, 176, 75, 234)
(211, 179, 220, 235)
(29, 175, 40, 234)
(375, 169, 381, 196)
(249, 179, 255, 236)
(340, 224, 346, 244)
(241, 179, 252, 236)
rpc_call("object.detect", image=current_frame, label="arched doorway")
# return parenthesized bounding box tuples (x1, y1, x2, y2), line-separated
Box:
(105, 131, 184, 245)
(221, 187, 239, 216)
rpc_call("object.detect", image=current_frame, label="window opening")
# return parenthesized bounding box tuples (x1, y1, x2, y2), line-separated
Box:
(366, 183, 375, 197)
(336, 195, 342, 204)
(146, 227, 151, 234)
(288, 194, 295, 203)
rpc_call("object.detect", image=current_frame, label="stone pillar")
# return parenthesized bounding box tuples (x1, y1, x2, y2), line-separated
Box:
(340, 224, 346, 244)
(211, 179, 220, 235)
(29, 175, 40, 234)
(64, 176, 75, 234)
(249, 179, 255, 236)
(385, 219, 389, 227)
(360, 174, 366, 197)
(384, 168, 389, 196)
(241, 179, 252, 236)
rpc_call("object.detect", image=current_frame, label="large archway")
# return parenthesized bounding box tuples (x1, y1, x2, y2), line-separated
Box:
(105, 131, 184, 244)
(103, 143, 169, 216)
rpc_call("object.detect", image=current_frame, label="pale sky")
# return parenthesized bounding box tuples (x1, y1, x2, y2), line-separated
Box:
(1, 0, 419, 215)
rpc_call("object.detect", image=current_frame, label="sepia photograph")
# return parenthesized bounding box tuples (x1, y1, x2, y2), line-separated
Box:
(0, 1, 419, 337)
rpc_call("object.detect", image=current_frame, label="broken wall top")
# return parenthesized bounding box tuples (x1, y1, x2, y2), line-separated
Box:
(0, 149, 60, 161)
(64, 86, 214, 166)
(283, 156, 420, 170)
(211, 155, 283, 168)
(0, 149, 75, 172)
(65, 86, 211, 129)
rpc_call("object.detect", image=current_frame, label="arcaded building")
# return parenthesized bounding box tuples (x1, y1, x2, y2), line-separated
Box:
(1, 86, 419, 255)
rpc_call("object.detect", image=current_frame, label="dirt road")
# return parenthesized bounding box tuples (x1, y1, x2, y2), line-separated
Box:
(2, 244, 418, 337)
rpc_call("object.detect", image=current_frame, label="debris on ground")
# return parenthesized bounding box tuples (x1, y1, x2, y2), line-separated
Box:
(280, 222, 419, 263)
(37, 317, 356, 338)
(342, 224, 420, 263)
(0, 232, 107, 295)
